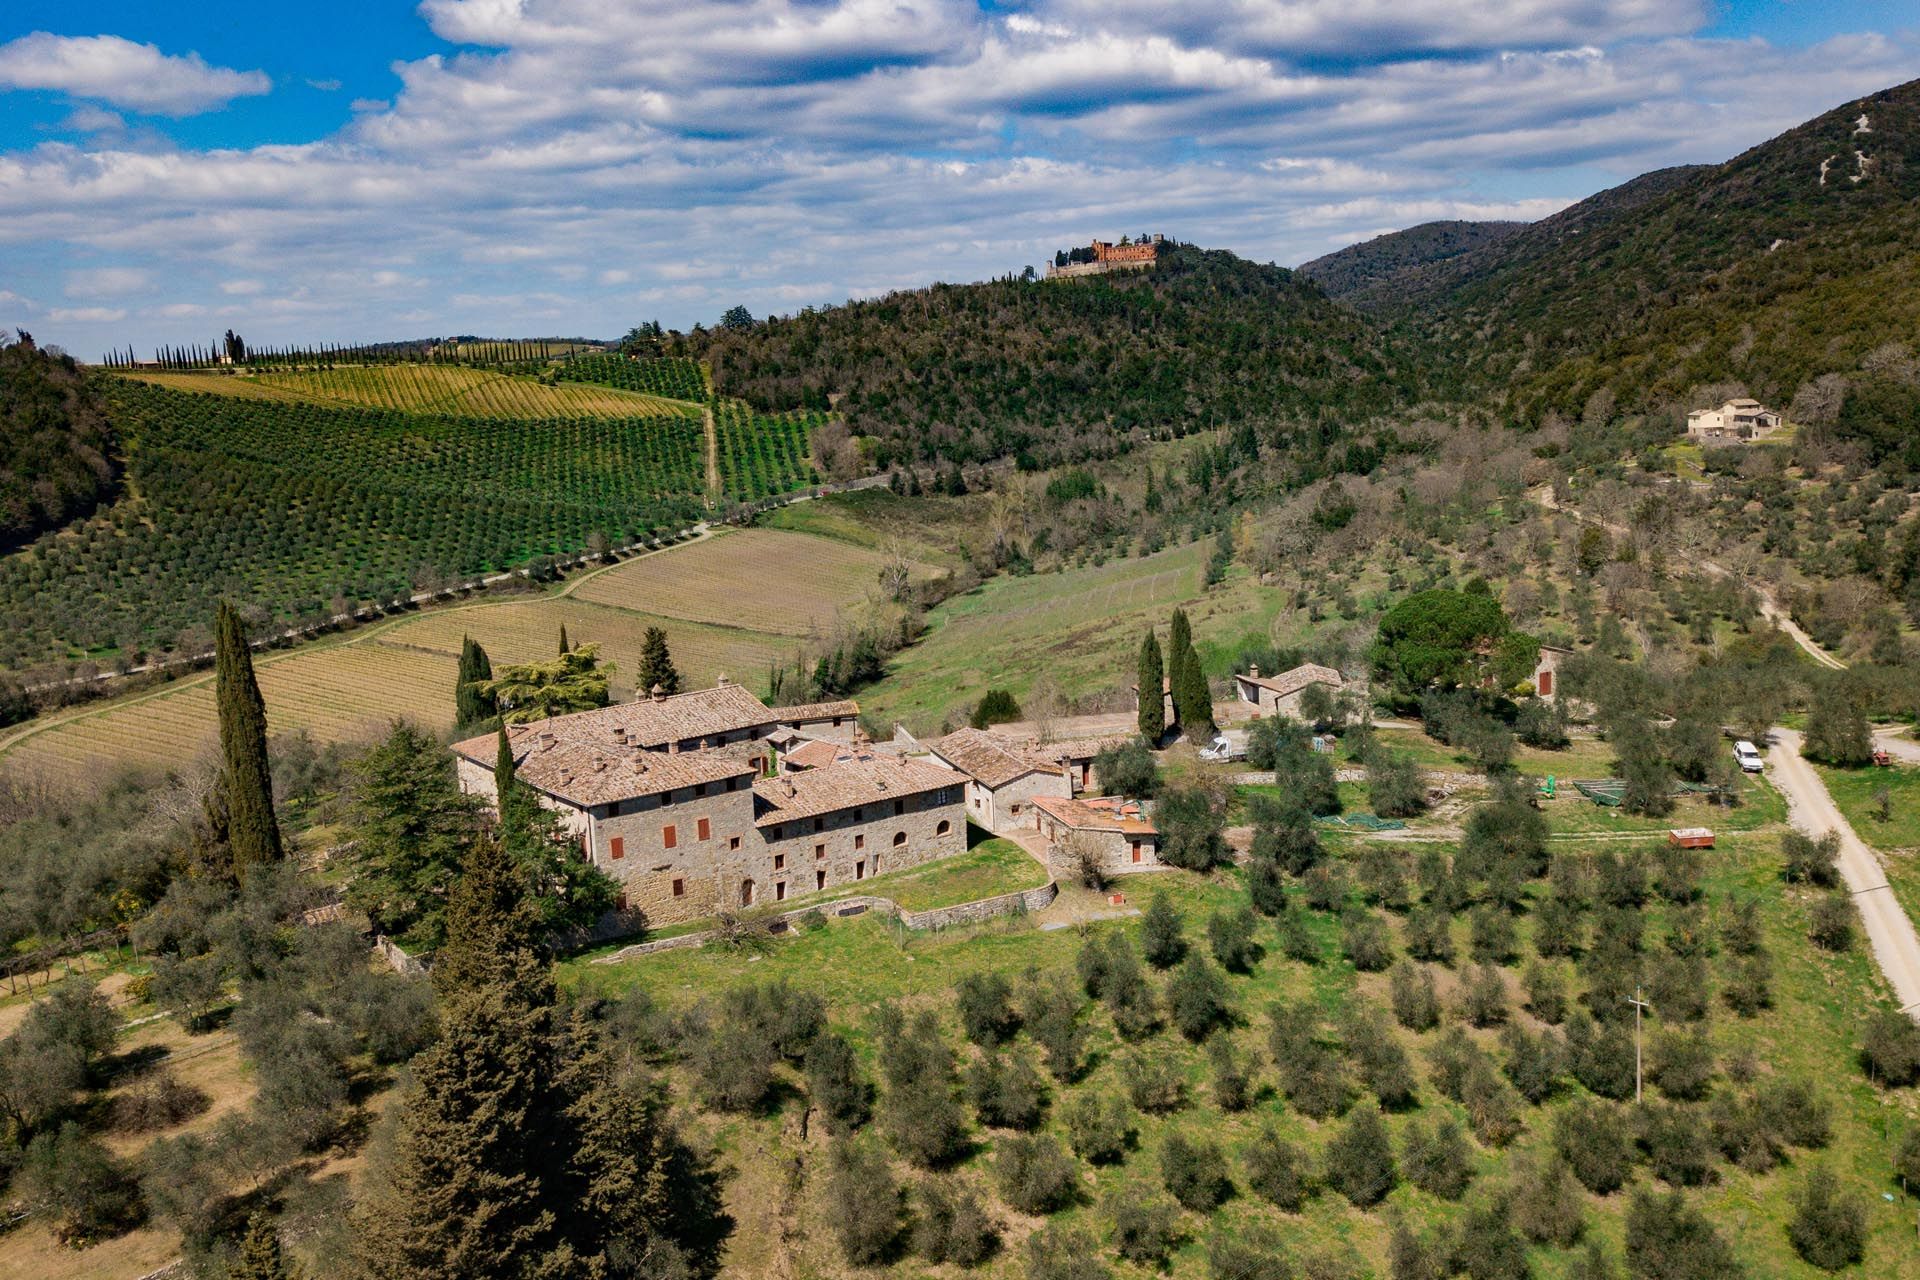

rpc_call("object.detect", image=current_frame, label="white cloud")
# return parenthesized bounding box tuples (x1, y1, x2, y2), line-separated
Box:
(0, 33, 271, 116)
(220, 279, 265, 295)
(65, 266, 150, 298)
(307, 78, 342, 92)
(49, 306, 127, 323)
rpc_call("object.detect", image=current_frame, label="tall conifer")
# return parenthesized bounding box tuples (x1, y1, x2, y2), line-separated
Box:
(638, 626, 682, 696)
(558, 623, 570, 655)
(1137, 630, 1165, 741)
(215, 601, 282, 868)
(454, 635, 494, 728)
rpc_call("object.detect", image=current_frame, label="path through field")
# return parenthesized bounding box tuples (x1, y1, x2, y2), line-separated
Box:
(1769, 728, 1920, 1018)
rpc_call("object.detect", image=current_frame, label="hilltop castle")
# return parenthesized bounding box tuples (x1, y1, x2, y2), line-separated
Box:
(1047, 234, 1166, 278)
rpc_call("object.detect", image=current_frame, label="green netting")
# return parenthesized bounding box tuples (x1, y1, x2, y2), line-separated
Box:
(1573, 780, 1626, 807)
(1317, 814, 1409, 831)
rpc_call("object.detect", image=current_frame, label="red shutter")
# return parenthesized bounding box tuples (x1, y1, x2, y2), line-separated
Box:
(663, 825, 677, 849)
(609, 836, 625, 861)
(698, 817, 711, 841)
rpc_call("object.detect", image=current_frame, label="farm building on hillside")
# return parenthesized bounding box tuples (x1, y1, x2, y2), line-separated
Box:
(1532, 644, 1573, 699)
(451, 680, 964, 927)
(927, 727, 1071, 834)
(1033, 795, 1162, 880)
(1232, 662, 1344, 718)
(1686, 399, 1782, 443)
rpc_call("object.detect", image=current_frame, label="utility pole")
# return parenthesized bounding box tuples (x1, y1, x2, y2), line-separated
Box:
(1627, 987, 1651, 1103)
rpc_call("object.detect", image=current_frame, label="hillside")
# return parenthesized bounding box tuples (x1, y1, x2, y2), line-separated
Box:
(683, 244, 1441, 470)
(0, 336, 119, 551)
(1294, 219, 1524, 307)
(1354, 79, 1920, 426)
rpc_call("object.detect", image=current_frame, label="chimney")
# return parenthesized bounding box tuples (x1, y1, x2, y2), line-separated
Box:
(650, 683, 666, 702)
(716, 673, 730, 687)
(1249, 663, 1259, 679)
(538, 732, 557, 751)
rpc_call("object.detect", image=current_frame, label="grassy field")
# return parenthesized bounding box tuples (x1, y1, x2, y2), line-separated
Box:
(0, 527, 904, 778)
(1815, 762, 1920, 925)
(861, 541, 1286, 733)
(562, 811, 1920, 1280)
(760, 489, 980, 567)
(118, 364, 692, 419)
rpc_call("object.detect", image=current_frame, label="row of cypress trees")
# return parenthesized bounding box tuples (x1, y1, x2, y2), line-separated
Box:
(1136, 608, 1214, 744)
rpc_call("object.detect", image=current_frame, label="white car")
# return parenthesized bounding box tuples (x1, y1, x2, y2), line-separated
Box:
(1733, 740, 1765, 773)
(1200, 732, 1248, 763)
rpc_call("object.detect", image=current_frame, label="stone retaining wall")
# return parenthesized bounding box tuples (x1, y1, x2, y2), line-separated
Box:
(590, 880, 1059, 965)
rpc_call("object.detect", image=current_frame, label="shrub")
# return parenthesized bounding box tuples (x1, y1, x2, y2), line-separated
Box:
(1140, 892, 1186, 968)
(1625, 1187, 1740, 1280)
(1782, 831, 1841, 886)
(1207, 1035, 1253, 1112)
(994, 1134, 1079, 1215)
(1168, 952, 1232, 1042)
(1509, 1152, 1585, 1246)
(805, 1032, 871, 1135)
(1648, 1029, 1714, 1101)
(1367, 750, 1428, 818)
(1390, 961, 1441, 1031)
(1024, 1223, 1108, 1280)
(1341, 910, 1395, 972)
(1404, 904, 1456, 964)
(1556, 1099, 1634, 1195)
(1243, 1127, 1311, 1212)
(913, 1177, 998, 1266)
(1863, 1007, 1920, 1086)
(1448, 1196, 1530, 1280)
(1323, 1105, 1398, 1207)
(1343, 1009, 1418, 1110)
(1403, 1113, 1474, 1200)
(1023, 974, 1089, 1082)
(1106, 1185, 1181, 1266)
(1468, 906, 1518, 966)
(1062, 1092, 1133, 1164)
(1787, 1167, 1866, 1271)
(108, 1072, 212, 1134)
(829, 1139, 902, 1264)
(1522, 961, 1568, 1024)
(966, 1048, 1048, 1131)
(1759, 1077, 1832, 1150)
(1161, 1132, 1230, 1211)
(1809, 892, 1855, 951)
(1637, 1101, 1714, 1187)
(970, 689, 1021, 729)
(16, 1122, 144, 1245)
(1122, 1049, 1187, 1115)
(1208, 907, 1261, 973)
(1500, 1023, 1566, 1106)
(955, 972, 1020, 1047)
(1462, 964, 1509, 1028)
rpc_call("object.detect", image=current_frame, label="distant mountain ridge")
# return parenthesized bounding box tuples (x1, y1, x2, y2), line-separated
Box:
(1295, 219, 1526, 308)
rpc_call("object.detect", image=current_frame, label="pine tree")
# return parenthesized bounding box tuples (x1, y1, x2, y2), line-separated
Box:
(638, 626, 682, 696)
(1137, 630, 1165, 741)
(455, 635, 495, 728)
(230, 1209, 294, 1279)
(215, 601, 282, 869)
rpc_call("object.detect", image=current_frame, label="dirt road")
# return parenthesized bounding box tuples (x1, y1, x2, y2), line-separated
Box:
(1768, 728, 1920, 1017)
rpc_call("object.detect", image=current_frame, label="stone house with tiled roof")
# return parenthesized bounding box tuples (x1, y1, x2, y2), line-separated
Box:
(1232, 662, 1344, 718)
(1033, 795, 1162, 880)
(451, 680, 963, 927)
(927, 726, 1072, 834)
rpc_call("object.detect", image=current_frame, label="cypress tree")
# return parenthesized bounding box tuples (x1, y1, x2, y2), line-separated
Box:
(1137, 630, 1165, 741)
(494, 727, 534, 841)
(558, 623, 570, 655)
(455, 635, 495, 728)
(1166, 608, 1213, 741)
(230, 1209, 293, 1280)
(215, 601, 282, 869)
(638, 626, 682, 696)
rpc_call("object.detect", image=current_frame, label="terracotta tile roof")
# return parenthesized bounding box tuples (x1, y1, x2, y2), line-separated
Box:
(782, 739, 851, 770)
(452, 724, 758, 807)
(1034, 734, 1132, 765)
(1235, 662, 1344, 699)
(456, 681, 777, 761)
(753, 756, 966, 826)
(1033, 794, 1158, 836)
(928, 727, 1064, 789)
(773, 700, 860, 722)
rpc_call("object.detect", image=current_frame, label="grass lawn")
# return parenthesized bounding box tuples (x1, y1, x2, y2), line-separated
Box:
(557, 790, 1920, 1280)
(1814, 762, 1920, 926)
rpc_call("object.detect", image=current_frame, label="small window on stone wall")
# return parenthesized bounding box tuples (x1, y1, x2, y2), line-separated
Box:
(672, 878, 685, 897)
(937, 820, 951, 836)
(609, 836, 625, 860)
(775, 881, 787, 901)
(855, 834, 865, 850)
(774, 853, 785, 870)
(892, 831, 907, 847)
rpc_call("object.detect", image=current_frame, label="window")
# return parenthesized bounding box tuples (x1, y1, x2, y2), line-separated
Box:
(671, 878, 685, 897)
(609, 836, 625, 860)
(855, 834, 865, 850)
(775, 881, 787, 902)
(663, 824, 677, 849)
(816, 869, 827, 890)
(893, 799, 905, 816)
(774, 853, 786, 870)
(892, 831, 907, 847)
(855, 860, 866, 880)
(616, 892, 629, 911)
(697, 817, 711, 841)
(814, 842, 826, 859)
(693, 782, 706, 797)
(741, 879, 755, 906)
(936, 820, 951, 836)
(814, 818, 825, 833)
(832, 717, 844, 727)
(729, 836, 741, 851)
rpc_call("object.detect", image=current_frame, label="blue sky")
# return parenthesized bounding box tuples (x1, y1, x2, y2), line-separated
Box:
(1, 1, 1915, 356)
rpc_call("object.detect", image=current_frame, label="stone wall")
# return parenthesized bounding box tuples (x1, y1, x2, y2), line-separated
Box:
(588, 880, 1059, 964)
(762, 790, 967, 908)
(970, 770, 1071, 835)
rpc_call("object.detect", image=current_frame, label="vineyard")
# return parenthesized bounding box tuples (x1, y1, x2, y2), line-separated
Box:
(712, 400, 821, 500)
(0, 379, 708, 671)
(555, 353, 709, 402)
(119, 365, 685, 420)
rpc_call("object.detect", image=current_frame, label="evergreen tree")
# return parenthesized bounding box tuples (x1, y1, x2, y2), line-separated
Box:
(494, 728, 619, 936)
(1140, 892, 1186, 969)
(454, 635, 496, 728)
(1136, 630, 1165, 740)
(215, 601, 282, 869)
(480, 646, 613, 722)
(344, 722, 480, 947)
(1324, 1104, 1398, 1207)
(557, 623, 570, 655)
(1166, 608, 1214, 741)
(230, 1209, 294, 1280)
(638, 626, 682, 696)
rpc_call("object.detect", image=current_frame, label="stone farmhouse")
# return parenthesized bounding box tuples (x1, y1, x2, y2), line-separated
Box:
(1686, 398, 1782, 443)
(452, 680, 965, 927)
(1532, 644, 1572, 699)
(1232, 662, 1345, 718)
(1033, 795, 1163, 880)
(928, 727, 1073, 835)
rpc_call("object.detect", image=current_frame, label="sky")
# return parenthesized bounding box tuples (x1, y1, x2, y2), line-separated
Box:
(1, 1, 1915, 357)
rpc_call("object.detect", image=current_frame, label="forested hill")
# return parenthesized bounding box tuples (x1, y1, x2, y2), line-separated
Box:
(1348, 78, 1920, 428)
(1294, 219, 1524, 308)
(0, 335, 119, 550)
(682, 245, 1441, 471)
